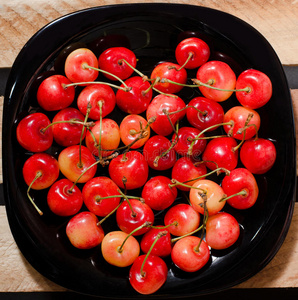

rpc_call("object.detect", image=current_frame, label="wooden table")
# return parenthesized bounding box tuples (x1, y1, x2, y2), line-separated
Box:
(1, 0, 298, 296)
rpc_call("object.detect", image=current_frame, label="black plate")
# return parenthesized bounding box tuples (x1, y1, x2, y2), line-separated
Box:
(2, 3, 296, 298)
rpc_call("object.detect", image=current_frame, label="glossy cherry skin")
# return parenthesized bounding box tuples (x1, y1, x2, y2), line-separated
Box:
(82, 176, 121, 217)
(189, 179, 226, 216)
(202, 137, 239, 171)
(236, 69, 272, 109)
(129, 254, 168, 295)
(186, 96, 224, 131)
(143, 135, 176, 171)
(58, 145, 97, 183)
(22, 153, 59, 190)
(164, 203, 200, 236)
(52, 107, 86, 147)
(119, 114, 150, 149)
(116, 76, 153, 114)
(171, 157, 207, 191)
(37, 74, 75, 111)
(171, 236, 210, 272)
(172, 126, 207, 157)
(223, 106, 260, 141)
(47, 178, 83, 216)
(141, 227, 172, 257)
(77, 84, 116, 120)
(66, 211, 104, 249)
(196, 60, 236, 102)
(150, 61, 187, 94)
(116, 199, 154, 236)
(108, 151, 149, 190)
(64, 48, 99, 83)
(221, 168, 259, 210)
(141, 176, 177, 211)
(98, 46, 137, 80)
(101, 231, 140, 267)
(240, 138, 277, 174)
(85, 118, 120, 158)
(205, 212, 240, 250)
(175, 37, 210, 69)
(146, 94, 186, 136)
(16, 112, 53, 152)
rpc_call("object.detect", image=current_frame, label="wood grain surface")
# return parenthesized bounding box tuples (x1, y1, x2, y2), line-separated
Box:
(1, 0, 298, 293)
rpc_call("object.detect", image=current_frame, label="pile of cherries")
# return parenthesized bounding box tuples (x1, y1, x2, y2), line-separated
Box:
(16, 34, 276, 295)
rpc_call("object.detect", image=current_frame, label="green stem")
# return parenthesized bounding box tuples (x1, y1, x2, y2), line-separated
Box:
(27, 171, 43, 215)
(219, 189, 248, 202)
(64, 80, 130, 92)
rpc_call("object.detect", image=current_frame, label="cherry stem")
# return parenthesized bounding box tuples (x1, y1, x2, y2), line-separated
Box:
(117, 189, 137, 217)
(41, 119, 94, 133)
(118, 221, 152, 253)
(219, 189, 248, 202)
(171, 223, 205, 243)
(149, 76, 178, 98)
(150, 221, 178, 230)
(64, 80, 131, 92)
(97, 200, 124, 225)
(26, 171, 43, 215)
(118, 59, 146, 79)
(169, 179, 208, 194)
(140, 231, 168, 277)
(95, 194, 143, 202)
(168, 105, 207, 117)
(175, 52, 193, 71)
(97, 101, 103, 161)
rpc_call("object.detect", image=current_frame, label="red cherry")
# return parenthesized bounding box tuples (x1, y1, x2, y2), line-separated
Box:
(52, 107, 86, 147)
(64, 48, 99, 83)
(47, 178, 83, 216)
(146, 94, 186, 136)
(236, 69, 272, 109)
(37, 74, 75, 111)
(141, 176, 177, 211)
(175, 37, 210, 69)
(221, 168, 259, 210)
(82, 176, 121, 217)
(116, 76, 153, 114)
(186, 96, 224, 131)
(150, 62, 187, 94)
(66, 211, 104, 249)
(108, 151, 149, 190)
(98, 46, 137, 80)
(171, 236, 210, 272)
(16, 112, 53, 152)
(240, 138, 277, 174)
(196, 60, 236, 102)
(77, 84, 116, 120)
(205, 212, 240, 250)
(129, 254, 168, 295)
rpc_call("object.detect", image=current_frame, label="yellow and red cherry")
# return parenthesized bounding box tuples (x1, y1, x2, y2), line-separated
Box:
(108, 151, 149, 190)
(64, 48, 99, 83)
(77, 84, 116, 120)
(52, 107, 86, 147)
(240, 138, 277, 174)
(202, 137, 239, 171)
(222, 168, 259, 210)
(47, 178, 83, 216)
(98, 46, 137, 81)
(223, 106, 260, 140)
(82, 176, 121, 217)
(85, 118, 120, 158)
(146, 94, 186, 136)
(195, 60, 236, 102)
(119, 114, 150, 149)
(189, 179, 226, 216)
(236, 69, 272, 109)
(186, 96, 224, 131)
(172, 126, 207, 157)
(101, 230, 140, 267)
(171, 157, 207, 191)
(66, 211, 104, 249)
(116, 199, 154, 236)
(143, 135, 176, 171)
(205, 212, 240, 250)
(37, 74, 75, 111)
(116, 76, 153, 114)
(141, 176, 177, 211)
(171, 236, 210, 272)
(164, 203, 200, 236)
(175, 37, 210, 69)
(16, 112, 53, 152)
(58, 145, 97, 183)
